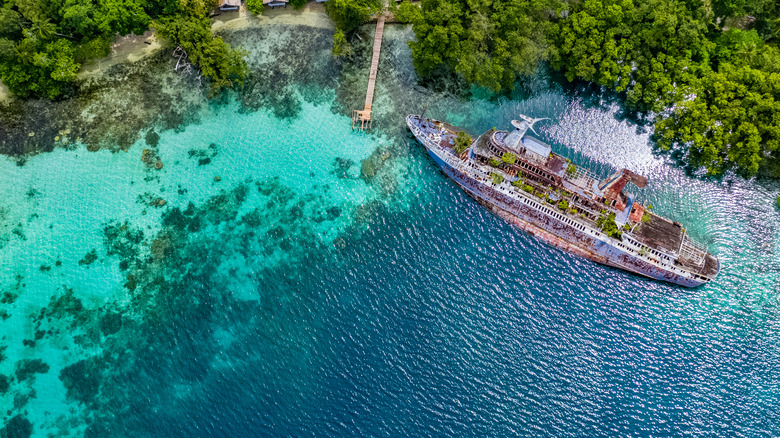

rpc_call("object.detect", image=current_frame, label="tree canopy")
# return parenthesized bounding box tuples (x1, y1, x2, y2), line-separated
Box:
(401, 0, 780, 177)
(403, 0, 561, 92)
(155, 0, 247, 94)
(323, 0, 381, 58)
(549, 0, 713, 112)
(0, 0, 246, 98)
(324, 0, 381, 34)
(548, 0, 780, 176)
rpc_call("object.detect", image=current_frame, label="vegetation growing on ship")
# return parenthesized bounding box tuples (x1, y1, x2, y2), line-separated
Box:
(566, 164, 576, 177)
(0, 0, 247, 98)
(501, 152, 516, 164)
(557, 199, 568, 210)
(642, 211, 651, 223)
(490, 172, 503, 185)
(453, 130, 471, 155)
(489, 157, 502, 167)
(597, 211, 622, 239)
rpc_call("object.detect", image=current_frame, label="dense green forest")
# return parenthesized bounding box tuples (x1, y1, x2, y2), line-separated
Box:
(1, 0, 778, 177)
(0, 0, 246, 98)
(399, 0, 780, 177)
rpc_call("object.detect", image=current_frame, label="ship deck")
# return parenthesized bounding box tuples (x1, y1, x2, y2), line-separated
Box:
(634, 213, 683, 254)
(407, 114, 720, 283)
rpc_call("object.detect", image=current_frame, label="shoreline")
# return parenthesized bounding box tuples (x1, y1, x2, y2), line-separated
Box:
(212, 2, 333, 33)
(78, 2, 333, 81)
(0, 79, 8, 102)
(0, 2, 334, 101)
(78, 30, 166, 80)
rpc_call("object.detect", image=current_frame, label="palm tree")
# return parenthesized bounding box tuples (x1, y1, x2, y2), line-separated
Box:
(735, 39, 759, 64)
(768, 17, 780, 42)
(14, 45, 35, 64)
(30, 17, 57, 39)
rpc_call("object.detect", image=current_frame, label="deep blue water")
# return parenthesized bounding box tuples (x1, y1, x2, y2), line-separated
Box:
(0, 22, 779, 438)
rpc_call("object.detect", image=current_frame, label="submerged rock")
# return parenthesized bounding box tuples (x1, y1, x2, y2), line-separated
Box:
(333, 157, 354, 179)
(124, 274, 136, 291)
(99, 312, 122, 336)
(0, 373, 9, 394)
(150, 235, 171, 260)
(14, 359, 50, 381)
(59, 358, 101, 404)
(145, 130, 160, 147)
(78, 249, 98, 265)
(360, 146, 390, 180)
(0, 415, 32, 438)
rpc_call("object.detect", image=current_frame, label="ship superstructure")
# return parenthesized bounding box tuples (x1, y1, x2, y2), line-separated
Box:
(406, 114, 719, 287)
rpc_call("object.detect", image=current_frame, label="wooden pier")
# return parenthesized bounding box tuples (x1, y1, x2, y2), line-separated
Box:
(352, 16, 386, 131)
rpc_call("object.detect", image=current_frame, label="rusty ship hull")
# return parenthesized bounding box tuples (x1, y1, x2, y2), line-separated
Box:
(406, 114, 719, 288)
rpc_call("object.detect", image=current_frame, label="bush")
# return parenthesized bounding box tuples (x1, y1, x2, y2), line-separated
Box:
(511, 179, 523, 188)
(324, 0, 381, 33)
(490, 173, 504, 185)
(597, 212, 622, 239)
(489, 157, 502, 167)
(156, 15, 248, 95)
(566, 163, 576, 177)
(393, 0, 422, 24)
(502, 152, 516, 164)
(523, 184, 534, 193)
(558, 199, 568, 210)
(246, 0, 265, 15)
(453, 130, 471, 155)
(331, 29, 353, 58)
(642, 212, 651, 223)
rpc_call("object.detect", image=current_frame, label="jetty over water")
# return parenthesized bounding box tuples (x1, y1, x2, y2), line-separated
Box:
(352, 16, 386, 131)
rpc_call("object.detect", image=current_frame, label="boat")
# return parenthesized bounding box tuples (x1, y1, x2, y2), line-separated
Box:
(406, 114, 720, 287)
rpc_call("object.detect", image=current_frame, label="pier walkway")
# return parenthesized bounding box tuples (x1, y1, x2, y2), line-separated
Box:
(352, 16, 386, 130)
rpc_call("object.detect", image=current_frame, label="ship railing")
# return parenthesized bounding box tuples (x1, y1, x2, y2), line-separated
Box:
(459, 155, 711, 281)
(679, 233, 706, 267)
(492, 177, 707, 280)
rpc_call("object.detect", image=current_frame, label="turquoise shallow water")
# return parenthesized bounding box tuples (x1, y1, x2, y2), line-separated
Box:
(1, 23, 780, 437)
